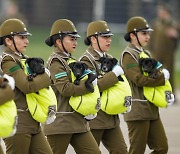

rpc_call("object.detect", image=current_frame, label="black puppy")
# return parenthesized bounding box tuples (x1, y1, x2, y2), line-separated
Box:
(98, 57, 123, 81)
(69, 61, 97, 93)
(139, 58, 160, 79)
(25, 58, 45, 81)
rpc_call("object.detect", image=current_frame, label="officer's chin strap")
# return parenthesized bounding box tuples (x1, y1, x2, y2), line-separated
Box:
(134, 32, 142, 47)
(11, 36, 25, 58)
(58, 33, 69, 55)
(95, 35, 103, 53)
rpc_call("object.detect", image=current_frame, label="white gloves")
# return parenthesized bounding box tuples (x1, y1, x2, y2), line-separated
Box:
(162, 69, 170, 80)
(167, 93, 175, 106)
(3, 74, 15, 90)
(84, 113, 97, 121)
(92, 78, 97, 86)
(45, 68, 51, 77)
(45, 115, 56, 125)
(112, 65, 124, 77)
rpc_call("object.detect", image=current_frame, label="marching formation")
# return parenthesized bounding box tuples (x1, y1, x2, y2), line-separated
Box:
(0, 16, 176, 154)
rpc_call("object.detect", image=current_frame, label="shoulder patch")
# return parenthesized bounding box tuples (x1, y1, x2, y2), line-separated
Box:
(9, 65, 21, 73)
(55, 72, 67, 79)
(126, 63, 138, 69)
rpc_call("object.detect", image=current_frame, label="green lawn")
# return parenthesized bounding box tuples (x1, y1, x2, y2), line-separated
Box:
(26, 27, 180, 88)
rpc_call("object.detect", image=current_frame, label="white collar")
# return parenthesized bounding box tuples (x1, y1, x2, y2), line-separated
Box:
(95, 49, 105, 57)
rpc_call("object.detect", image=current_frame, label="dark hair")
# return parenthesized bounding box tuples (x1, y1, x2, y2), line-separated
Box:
(45, 33, 66, 47)
(0, 35, 13, 46)
(84, 37, 91, 46)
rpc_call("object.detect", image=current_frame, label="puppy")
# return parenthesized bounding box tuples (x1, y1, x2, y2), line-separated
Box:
(139, 58, 160, 79)
(25, 58, 45, 81)
(69, 61, 97, 93)
(98, 57, 123, 81)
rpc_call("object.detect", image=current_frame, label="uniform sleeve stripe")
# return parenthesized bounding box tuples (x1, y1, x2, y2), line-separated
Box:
(55, 72, 67, 79)
(126, 63, 138, 69)
(9, 65, 21, 73)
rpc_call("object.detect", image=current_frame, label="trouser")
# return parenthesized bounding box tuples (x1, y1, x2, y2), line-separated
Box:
(0, 146, 3, 154)
(91, 126, 128, 154)
(127, 117, 168, 154)
(3, 131, 53, 154)
(47, 131, 101, 154)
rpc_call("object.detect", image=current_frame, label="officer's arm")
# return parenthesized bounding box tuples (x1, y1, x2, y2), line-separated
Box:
(1, 56, 51, 94)
(122, 53, 165, 87)
(81, 56, 118, 92)
(0, 85, 14, 105)
(50, 59, 90, 97)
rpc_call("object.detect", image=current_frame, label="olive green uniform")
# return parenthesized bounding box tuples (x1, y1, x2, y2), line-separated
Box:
(80, 46, 128, 154)
(43, 47, 100, 154)
(148, 18, 180, 90)
(121, 44, 168, 154)
(0, 75, 14, 154)
(0, 49, 53, 154)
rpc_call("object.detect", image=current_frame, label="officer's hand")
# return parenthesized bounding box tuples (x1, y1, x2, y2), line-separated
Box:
(162, 69, 170, 80)
(45, 68, 51, 77)
(112, 65, 124, 77)
(92, 78, 97, 86)
(84, 113, 97, 121)
(3, 74, 15, 90)
(168, 93, 175, 106)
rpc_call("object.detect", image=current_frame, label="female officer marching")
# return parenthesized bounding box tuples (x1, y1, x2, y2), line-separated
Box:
(80, 20, 129, 154)
(43, 19, 100, 154)
(0, 18, 53, 154)
(121, 16, 174, 154)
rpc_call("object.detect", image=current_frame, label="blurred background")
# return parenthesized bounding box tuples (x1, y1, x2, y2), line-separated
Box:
(0, 0, 179, 81)
(0, 0, 180, 153)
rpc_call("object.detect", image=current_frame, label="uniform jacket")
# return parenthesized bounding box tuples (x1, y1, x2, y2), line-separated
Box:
(80, 46, 120, 129)
(0, 48, 51, 134)
(43, 47, 91, 135)
(0, 81, 14, 105)
(121, 44, 165, 121)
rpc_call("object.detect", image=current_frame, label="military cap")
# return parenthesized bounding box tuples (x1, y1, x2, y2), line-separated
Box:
(0, 18, 31, 45)
(45, 19, 80, 46)
(124, 16, 153, 41)
(86, 20, 113, 37)
(84, 20, 113, 45)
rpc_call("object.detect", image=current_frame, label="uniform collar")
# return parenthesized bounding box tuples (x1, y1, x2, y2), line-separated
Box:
(53, 47, 71, 59)
(3, 47, 24, 58)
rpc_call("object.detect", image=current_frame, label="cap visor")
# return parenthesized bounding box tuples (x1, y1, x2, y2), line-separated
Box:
(18, 32, 32, 36)
(142, 28, 153, 32)
(100, 33, 113, 36)
(68, 33, 80, 38)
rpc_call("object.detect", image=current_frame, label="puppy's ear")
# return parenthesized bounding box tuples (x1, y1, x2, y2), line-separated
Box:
(98, 57, 105, 63)
(112, 58, 118, 65)
(37, 58, 44, 64)
(69, 62, 75, 69)
(26, 58, 33, 65)
(82, 63, 88, 70)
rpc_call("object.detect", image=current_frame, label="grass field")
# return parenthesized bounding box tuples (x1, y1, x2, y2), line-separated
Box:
(26, 27, 180, 88)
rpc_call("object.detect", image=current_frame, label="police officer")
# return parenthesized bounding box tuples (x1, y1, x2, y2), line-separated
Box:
(0, 74, 15, 154)
(43, 19, 100, 154)
(0, 18, 53, 154)
(121, 16, 171, 154)
(80, 20, 128, 154)
(148, 4, 180, 91)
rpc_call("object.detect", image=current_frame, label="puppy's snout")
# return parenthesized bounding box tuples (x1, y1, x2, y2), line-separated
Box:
(102, 66, 108, 72)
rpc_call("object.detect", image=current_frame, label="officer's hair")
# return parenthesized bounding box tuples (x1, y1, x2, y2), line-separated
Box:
(1, 36, 13, 46)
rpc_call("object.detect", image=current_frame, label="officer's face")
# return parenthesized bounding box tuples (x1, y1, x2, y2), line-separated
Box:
(6, 35, 29, 53)
(91, 35, 112, 52)
(130, 31, 151, 47)
(61, 35, 78, 53)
